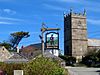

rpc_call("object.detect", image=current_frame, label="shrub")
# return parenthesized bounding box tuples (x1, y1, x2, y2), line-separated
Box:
(23, 57, 65, 75)
(0, 62, 24, 75)
(59, 55, 76, 66)
(0, 57, 68, 75)
(82, 49, 100, 67)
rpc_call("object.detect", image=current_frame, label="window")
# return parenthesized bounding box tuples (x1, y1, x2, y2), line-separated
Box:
(2, 48, 4, 50)
(78, 21, 82, 28)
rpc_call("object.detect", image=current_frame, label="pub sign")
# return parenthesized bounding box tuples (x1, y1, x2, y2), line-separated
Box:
(46, 32, 59, 49)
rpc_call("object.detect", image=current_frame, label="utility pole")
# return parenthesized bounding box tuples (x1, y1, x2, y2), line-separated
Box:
(41, 31, 44, 56)
(41, 23, 46, 56)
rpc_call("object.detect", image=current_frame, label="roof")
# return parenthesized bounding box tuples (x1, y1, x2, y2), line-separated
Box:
(20, 43, 42, 60)
(0, 46, 3, 48)
(4, 52, 28, 63)
(44, 51, 64, 62)
(20, 43, 41, 53)
(88, 39, 100, 46)
(0, 46, 12, 62)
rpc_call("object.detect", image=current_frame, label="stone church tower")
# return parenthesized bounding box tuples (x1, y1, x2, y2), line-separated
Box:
(64, 9, 88, 59)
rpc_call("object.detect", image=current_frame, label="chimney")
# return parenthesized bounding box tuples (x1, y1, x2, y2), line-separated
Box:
(16, 46, 19, 53)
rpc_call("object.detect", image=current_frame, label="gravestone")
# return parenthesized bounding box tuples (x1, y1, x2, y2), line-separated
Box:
(14, 70, 23, 75)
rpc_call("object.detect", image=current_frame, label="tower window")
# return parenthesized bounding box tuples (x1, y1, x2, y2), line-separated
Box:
(78, 21, 81, 25)
(2, 48, 4, 50)
(78, 21, 82, 28)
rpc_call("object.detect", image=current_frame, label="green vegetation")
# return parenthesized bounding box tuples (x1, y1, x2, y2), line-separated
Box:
(0, 42, 12, 50)
(0, 57, 68, 75)
(59, 49, 100, 67)
(59, 55, 76, 66)
(0, 62, 24, 75)
(0, 31, 30, 51)
(82, 49, 100, 67)
(24, 57, 65, 75)
(10, 31, 30, 49)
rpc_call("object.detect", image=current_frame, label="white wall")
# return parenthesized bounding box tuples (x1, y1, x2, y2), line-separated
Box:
(46, 49, 59, 56)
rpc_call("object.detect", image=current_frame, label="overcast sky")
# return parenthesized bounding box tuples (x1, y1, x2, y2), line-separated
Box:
(0, 0, 100, 53)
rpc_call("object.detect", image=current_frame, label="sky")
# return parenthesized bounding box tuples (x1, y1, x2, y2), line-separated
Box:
(0, 0, 100, 53)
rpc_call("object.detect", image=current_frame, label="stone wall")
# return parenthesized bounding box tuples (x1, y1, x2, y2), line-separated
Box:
(88, 39, 100, 50)
(71, 14, 88, 57)
(72, 40, 87, 56)
(64, 11, 88, 58)
(72, 29, 87, 40)
(0, 46, 11, 62)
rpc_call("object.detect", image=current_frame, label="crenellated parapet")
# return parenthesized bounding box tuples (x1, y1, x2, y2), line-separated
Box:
(64, 9, 86, 18)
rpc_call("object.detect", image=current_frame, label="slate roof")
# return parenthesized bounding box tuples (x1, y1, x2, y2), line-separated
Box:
(44, 51, 64, 62)
(4, 52, 28, 63)
(20, 43, 42, 60)
(88, 39, 100, 46)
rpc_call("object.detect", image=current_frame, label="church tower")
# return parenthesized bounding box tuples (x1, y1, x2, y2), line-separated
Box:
(64, 9, 88, 59)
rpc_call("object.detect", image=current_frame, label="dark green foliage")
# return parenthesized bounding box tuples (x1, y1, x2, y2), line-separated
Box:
(24, 57, 64, 75)
(9, 31, 30, 49)
(0, 31, 29, 50)
(82, 49, 100, 67)
(59, 55, 67, 60)
(82, 55, 96, 67)
(0, 57, 67, 75)
(97, 50, 100, 58)
(0, 42, 12, 50)
(59, 55, 76, 66)
(0, 62, 24, 75)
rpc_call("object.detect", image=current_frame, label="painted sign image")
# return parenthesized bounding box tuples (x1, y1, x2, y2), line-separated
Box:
(46, 32, 59, 49)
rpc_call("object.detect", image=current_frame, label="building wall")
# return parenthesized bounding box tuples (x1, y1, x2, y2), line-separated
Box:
(72, 40, 87, 56)
(88, 39, 100, 50)
(0, 46, 11, 62)
(71, 13, 88, 57)
(64, 11, 88, 58)
(46, 49, 59, 56)
(64, 14, 72, 55)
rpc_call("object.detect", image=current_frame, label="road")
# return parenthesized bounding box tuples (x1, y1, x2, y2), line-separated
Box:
(65, 67, 100, 75)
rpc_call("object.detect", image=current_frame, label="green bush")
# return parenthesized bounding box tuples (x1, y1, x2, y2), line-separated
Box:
(82, 49, 100, 67)
(0, 62, 24, 75)
(0, 57, 68, 75)
(24, 57, 65, 75)
(59, 55, 76, 66)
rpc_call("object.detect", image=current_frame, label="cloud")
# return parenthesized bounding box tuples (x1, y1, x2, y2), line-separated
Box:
(60, 0, 97, 7)
(86, 7, 100, 13)
(87, 19, 100, 25)
(43, 0, 100, 13)
(56, 0, 79, 3)
(0, 16, 24, 25)
(54, 0, 91, 4)
(0, 17, 22, 21)
(0, 16, 37, 25)
(51, 0, 81, 4)
(3, 9, 16, 15)
(53, 0, 100, 13)
(0, 0, 12, 2)
(0, 21, 12, 24)
(43, 4, 66, 11)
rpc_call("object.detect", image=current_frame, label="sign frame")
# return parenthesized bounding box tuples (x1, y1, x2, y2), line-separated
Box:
(45, 32, 59, 49)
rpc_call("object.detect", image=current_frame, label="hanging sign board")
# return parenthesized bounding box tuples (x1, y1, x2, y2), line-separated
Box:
(46, 32, 59, 49)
